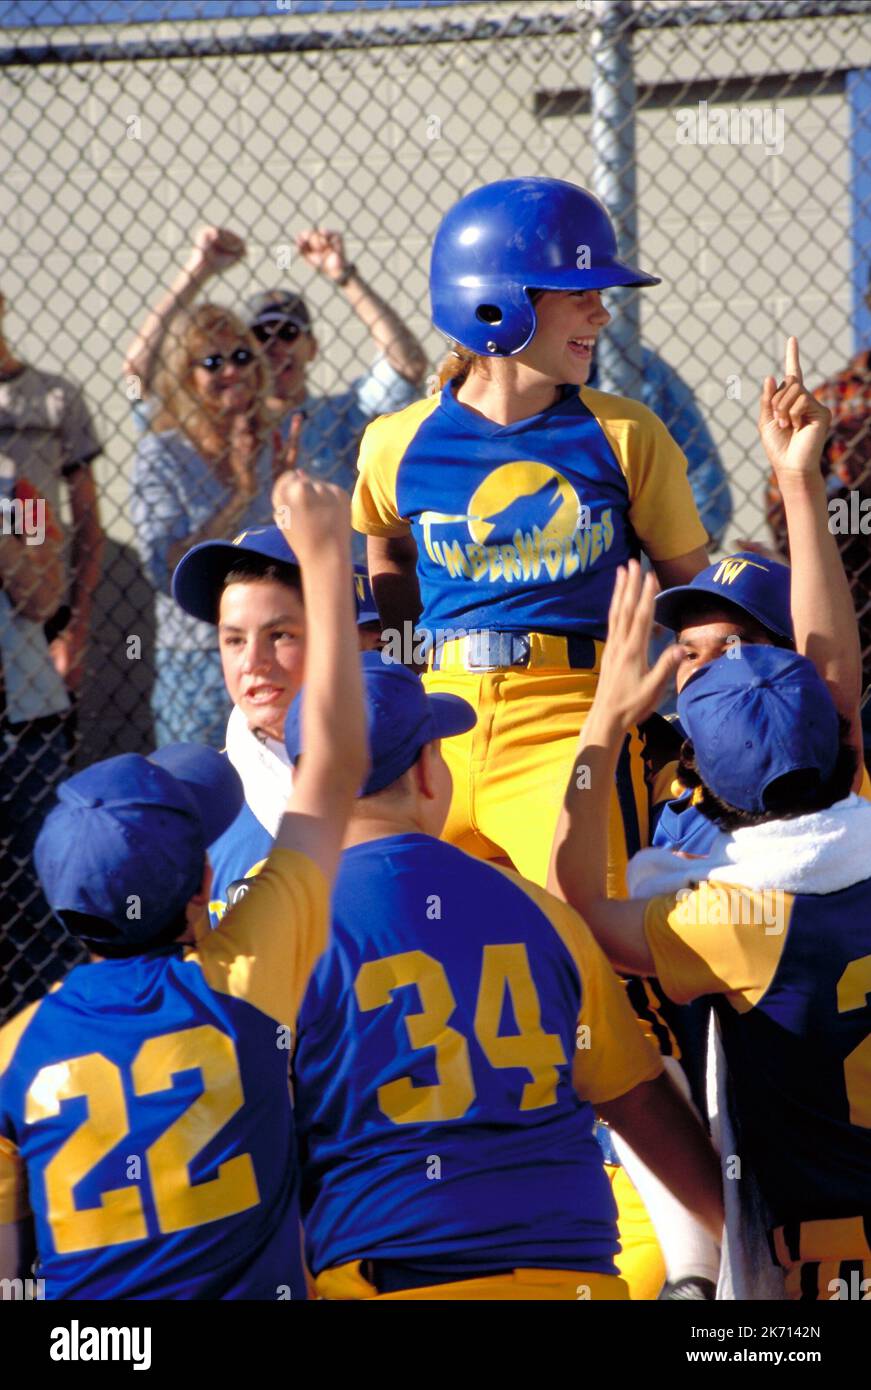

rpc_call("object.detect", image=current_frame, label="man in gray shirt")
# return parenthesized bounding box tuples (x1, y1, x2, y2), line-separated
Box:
(0, 287, 104, 700)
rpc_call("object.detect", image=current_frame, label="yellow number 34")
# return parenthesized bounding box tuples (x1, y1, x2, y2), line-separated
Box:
(355, 945, 567, 1125)
(26, 1024, 260, 1255)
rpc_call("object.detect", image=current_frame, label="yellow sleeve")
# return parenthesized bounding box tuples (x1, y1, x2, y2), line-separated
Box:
(643, 882, 793, 1010)
(582, 387, 708, 561)
(351, 396, 440, 538)
(0, 1135, 28, 1223)
(859, 764, 871, 803)
(490, 867, 663, 1104)
(188, 848, 330, 1031)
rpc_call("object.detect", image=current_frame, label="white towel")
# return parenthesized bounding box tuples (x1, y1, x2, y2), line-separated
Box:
(626, 794, 871, 900)
(224, 704, 293, 835)
(705, 794, 871, 894)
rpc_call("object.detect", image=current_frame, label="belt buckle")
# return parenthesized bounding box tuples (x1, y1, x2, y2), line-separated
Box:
(465, 631, 530, 671)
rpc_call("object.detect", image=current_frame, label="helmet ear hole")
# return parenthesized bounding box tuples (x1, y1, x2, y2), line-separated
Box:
(475, 304, 503, 325)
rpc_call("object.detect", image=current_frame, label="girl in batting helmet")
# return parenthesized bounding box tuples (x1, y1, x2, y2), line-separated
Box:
(353, 176, 708, 893)
(352, 177, 712, 1301)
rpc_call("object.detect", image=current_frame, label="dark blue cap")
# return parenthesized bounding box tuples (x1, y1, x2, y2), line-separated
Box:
(655, 552, 792, 641)
(172, 525, 299, 625)
(676, 646, 840, 812)
(353, 565, 379, 626)
(172, 525, 376, 631)
(285, 650, 476, 796)
(34, 745, 244, 947)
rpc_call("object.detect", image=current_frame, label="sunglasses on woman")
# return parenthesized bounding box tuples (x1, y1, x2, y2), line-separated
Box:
(251, 321, 303, 345)
(195, 348, 256, 373)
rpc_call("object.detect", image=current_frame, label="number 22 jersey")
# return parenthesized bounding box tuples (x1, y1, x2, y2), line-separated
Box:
(0, 849, 327, 1300)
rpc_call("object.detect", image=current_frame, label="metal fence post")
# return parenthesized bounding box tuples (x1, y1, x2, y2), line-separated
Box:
(590, 0, 642, 399)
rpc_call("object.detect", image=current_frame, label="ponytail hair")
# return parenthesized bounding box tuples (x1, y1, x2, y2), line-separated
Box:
(434, 343, 486, 392)
(433, 289, 547, 392)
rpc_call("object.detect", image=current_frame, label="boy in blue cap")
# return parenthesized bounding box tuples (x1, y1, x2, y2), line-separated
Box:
(285, 651, 723, 1301)
(0, 475, 367, 1299)
(647, 339, 867, 861)
(172, 522, 379, 922)
(550, 560, 871, 1301)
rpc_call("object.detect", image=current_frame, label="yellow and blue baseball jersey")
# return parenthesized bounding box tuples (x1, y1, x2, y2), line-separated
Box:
(352, 382, 706, 635)
(652, 763, 871, 858)
(652, 787, 721, 857)
(208, 799, 272, 925)
(0, 849, 327, 1299)
(644, 878, 871, 1236)
(293, 834, 663, 1280)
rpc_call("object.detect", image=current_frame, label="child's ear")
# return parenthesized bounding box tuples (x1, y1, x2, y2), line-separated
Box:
(415, 741, 441, 801)
(189, 858, 213, 908)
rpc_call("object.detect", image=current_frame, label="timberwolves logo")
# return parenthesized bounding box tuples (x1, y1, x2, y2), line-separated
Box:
(711, 555, 768, 586)
(419, 462, 614, 584)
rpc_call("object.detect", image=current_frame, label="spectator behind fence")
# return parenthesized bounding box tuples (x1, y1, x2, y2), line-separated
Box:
(123, 226, 427, 562)
(0, 476, 76, 1020)
(765, 282, 871, 757)
(129, 304, 292, 749)
(0, 288, 104, 723)
(587, 344, 732, 550)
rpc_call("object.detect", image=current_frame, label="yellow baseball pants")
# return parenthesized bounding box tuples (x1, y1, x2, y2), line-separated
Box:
(315, 1262, 630, 1300)
(422, 638, 649, 899)
(607, 1163, 667, 1300)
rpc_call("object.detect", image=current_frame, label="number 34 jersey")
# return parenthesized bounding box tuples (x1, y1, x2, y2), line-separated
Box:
(293, 834, 663, 1279)
(0, 849, 328, 1300)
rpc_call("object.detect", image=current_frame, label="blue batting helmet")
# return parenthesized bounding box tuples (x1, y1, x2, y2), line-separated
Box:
(430, 177, 660, 356)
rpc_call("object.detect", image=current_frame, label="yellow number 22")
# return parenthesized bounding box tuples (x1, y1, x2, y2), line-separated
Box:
(26, 1024, 259, 1254)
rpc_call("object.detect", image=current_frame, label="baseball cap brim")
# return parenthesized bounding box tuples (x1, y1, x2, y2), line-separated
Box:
(149, 744, 244, 847)
(172, 529, 299, 625)
(358, 689, 475, 795)
(254, 309, 309, 328)
(427, 692, 477, 742)
(525, 261, 661, 291)
(654, 579, 792, 640)
(284, 672, 476, 795)
(247, 291, 312, 332)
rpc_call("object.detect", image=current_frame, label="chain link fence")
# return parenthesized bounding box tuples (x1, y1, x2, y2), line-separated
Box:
(1, 0, 870, 1019)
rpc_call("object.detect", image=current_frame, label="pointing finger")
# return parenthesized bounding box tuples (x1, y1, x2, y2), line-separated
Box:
(784, 335, 802, 385)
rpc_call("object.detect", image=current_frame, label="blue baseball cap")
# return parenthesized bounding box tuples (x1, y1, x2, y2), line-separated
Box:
(34, 745, 244, 948)
(172, 525, 299, 625)
(655, 552, 792, 641)
(173, 525, 376, 630)
(285, 650, 476, 796)
(676, 646, 840, 812)
(353, 565, 379, 626)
